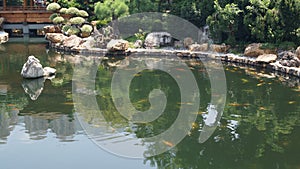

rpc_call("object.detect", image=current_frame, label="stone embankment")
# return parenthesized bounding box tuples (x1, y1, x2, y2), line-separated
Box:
(45, 32, 300, 78)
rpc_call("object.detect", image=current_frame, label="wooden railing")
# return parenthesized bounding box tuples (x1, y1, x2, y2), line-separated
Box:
(0, 6, 47, 11)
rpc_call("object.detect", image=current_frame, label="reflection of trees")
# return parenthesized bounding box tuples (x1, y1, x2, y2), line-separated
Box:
(0, 45, 81, 143)
(0, 94, 28, 143)
(143, 65, 300, 169)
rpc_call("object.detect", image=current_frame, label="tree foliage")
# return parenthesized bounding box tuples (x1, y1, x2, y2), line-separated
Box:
(94, 0, 129, 21)
(49, 0, 299, 45)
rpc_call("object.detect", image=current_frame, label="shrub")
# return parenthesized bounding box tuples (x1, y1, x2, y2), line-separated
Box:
(53, 16, 65, 24)
(46, 2, 61, 11)
(49, 13, 59, 21)
(62, 25, 72, 33)
(66, 7, 80, 15)
(78, 10, 89, 17)
(81, 24, 93, 33)
(69, 17, 85, 25)
(67, 27, 80, 35)
(59, 8, 67, 14)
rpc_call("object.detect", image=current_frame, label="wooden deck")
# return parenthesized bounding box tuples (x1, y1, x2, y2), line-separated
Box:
(0, 6, 52, 23)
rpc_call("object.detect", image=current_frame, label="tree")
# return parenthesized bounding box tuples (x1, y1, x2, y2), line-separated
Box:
(94, 0, 129, 22)
(279, 0, 300, 43)
(207, 1, 242, 44)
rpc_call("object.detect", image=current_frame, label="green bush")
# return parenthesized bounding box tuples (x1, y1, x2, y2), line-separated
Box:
(69, 17, 85, 25)
(67, 27, 80, 35)
(278, 41, 296, 50)
(53, 16, 65, 24)
(62, 25, 72, 33)
(46, 2, 61, 11)
(80, 24, 93, 33)
(66, 7, 80, 15)
(59, 8, 67, 14)
(78, 10, 89, 17)
(49, 13, 59, 21)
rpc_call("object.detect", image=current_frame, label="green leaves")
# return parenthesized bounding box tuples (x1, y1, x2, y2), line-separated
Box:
(94, 0, 129, 21)
(207, 1, 242, 44)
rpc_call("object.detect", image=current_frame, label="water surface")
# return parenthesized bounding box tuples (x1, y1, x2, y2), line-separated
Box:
(0, 43, 300, 169)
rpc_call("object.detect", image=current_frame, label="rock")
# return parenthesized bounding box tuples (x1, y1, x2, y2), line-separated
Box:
(21, 56, 45, 78)
(107, 39, 129, 51)
(278, 51, 295, 60)
(244, 43, 265, 57)
(0, 31, 9, 44)
(43, 25, 61, 34)
(174, 41, 183, 49)
(22, 78, 45, 100)
(21, 56, 56, 79)
(296, 46, 300, 59)
(189, 43, 208, 51)
(133, 40, 143, 48)
(45, 33, 67, 43)
(43, 67, 56, 76)
(144, 32, 172, 48)
(79, 36, 96, 49)
(183, 37, 194, 49)
(0, 31, 8, 44)
(63, 35, 83, 48)
(244, 43, 276, 57)
(256, 54, 277, 63)
(211, 44, 230, 53)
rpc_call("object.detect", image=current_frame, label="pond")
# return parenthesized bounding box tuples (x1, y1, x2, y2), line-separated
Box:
(0, 43, 300, 169)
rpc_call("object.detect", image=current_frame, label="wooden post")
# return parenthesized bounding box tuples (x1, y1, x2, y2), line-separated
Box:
(30, 0, 33, 8)
(3, 0, 6, 10)
(24, 0, 27, 9)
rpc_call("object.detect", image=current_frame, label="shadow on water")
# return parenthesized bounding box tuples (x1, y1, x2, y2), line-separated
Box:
(0, 42, 300, 168)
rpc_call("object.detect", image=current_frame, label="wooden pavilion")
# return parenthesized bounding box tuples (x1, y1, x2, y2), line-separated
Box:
(0, 0, 53, 23)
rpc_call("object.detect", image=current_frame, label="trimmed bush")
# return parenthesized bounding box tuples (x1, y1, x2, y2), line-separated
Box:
(66, 7, 80, 15)
(78, 10, 89, 17)
(67, 27, 80, 35)
(62, 25, 72, 33)
(59, 8, 67, 14)
(46, 2, 61, 11)
(69, 17, 85, 25)
(53, 16, 65, 24)
(81, 24, 93, 33)
(49, 13, 59, 21)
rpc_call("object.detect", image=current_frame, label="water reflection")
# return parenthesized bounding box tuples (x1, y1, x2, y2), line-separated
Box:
(0, 43, 300, 168)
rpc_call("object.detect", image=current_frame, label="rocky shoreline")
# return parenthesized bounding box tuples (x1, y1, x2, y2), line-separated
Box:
(46, 39, 300, 79)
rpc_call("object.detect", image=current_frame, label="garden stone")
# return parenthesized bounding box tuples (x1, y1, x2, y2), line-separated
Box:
(133, 40, 143, 48)
(256, 54, 277, 63)
(296, 46, 300, 59)
(144, 32, 172, 48)
(45, 33, 67, 43)
(107, 39, 129, 51)
(21, 56, 56, 79)
(63, 35, 83, 48)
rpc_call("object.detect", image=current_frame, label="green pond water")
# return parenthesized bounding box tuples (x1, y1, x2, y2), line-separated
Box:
(0, 43, 300, 169)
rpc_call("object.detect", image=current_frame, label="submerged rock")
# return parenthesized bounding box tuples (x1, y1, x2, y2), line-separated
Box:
(21, 56, 56, 79)
(107, 39, 129, 51)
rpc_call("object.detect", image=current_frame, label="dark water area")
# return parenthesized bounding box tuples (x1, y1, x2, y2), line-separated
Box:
(0, 43, 300, 169)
